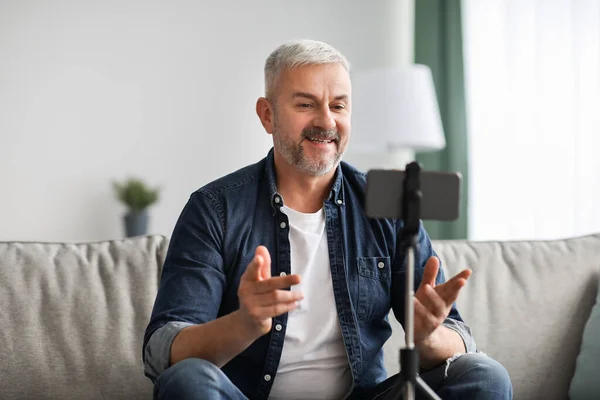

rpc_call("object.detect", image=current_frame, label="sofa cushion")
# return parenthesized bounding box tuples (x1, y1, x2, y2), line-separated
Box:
(433, 234, 600, 400)
(569, 276, 600, 399)
(0, 235, 169, 400)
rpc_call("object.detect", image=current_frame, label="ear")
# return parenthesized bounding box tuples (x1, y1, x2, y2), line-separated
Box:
(256, 97, 274, 134)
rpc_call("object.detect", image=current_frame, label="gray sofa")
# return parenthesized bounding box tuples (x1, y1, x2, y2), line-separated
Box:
(1, 233, 598, 399)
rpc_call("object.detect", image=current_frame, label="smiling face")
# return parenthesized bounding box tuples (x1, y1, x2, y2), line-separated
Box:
(261, 63, 352, 177)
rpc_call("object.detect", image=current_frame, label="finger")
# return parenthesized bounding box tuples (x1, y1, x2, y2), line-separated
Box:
(417, 284, 448, 320)
(438, 268, 471, 294)
(256, 246, 272, 280)
(254, 274, 302, 294)
(436, 276, 468, 306)
(252, 289, 304, 306)
(247, 299, 301, 320)
(263, 300, 300, 318)
(450, 268, 472, 282)
(242, 252, 263, 282)
(419, 257, 440, 289)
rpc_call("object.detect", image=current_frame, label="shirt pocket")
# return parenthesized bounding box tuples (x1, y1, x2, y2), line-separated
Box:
(356, 256, 391, 321)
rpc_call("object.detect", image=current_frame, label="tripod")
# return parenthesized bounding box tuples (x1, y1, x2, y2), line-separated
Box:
(395, 162, 441, 400)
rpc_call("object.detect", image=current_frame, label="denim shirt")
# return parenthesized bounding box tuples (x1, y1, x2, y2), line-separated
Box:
(143, 148, 476, 399)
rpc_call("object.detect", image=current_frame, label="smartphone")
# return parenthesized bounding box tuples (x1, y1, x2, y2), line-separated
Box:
(365, 169, 462, 221)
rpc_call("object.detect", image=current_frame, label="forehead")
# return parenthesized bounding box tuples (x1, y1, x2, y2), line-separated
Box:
(277, 64, 351, 97)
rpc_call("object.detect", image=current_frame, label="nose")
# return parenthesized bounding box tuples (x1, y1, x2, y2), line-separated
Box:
(313, 105, 336, 131)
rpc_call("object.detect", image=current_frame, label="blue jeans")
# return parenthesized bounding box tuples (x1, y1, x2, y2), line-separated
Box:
(154, 353, 512, 400)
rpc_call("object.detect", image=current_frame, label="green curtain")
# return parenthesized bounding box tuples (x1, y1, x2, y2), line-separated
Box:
(414, 0, 469, 240)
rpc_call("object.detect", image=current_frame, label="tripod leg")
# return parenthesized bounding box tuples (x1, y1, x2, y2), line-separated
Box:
(393, 377, 440, 400)
(403, 381, 415, 400)
(415, 376, 442, 400)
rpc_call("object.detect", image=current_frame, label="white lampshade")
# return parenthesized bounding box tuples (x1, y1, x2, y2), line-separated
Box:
(350, 64, 446, 153)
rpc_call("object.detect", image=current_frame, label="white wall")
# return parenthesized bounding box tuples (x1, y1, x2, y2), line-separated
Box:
(0, 0, 414, 242)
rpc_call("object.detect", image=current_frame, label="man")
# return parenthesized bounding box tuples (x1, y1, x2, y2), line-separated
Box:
(143, 39, 512, 399)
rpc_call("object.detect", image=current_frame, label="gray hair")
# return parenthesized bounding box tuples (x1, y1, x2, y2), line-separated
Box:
(264, 39, 350, 101)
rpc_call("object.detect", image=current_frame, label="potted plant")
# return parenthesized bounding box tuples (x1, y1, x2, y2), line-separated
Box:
(113, 177, 160, 237)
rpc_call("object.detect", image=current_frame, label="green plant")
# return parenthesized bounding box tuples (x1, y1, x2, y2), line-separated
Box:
(113, 177, 160, 212)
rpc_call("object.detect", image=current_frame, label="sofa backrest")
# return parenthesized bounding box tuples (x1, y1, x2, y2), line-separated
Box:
(383, 233, 600, 400)
(0, 235, 169, 400)
(3, 233, 599, 400)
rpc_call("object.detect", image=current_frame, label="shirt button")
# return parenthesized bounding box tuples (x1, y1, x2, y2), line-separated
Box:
(274, 196, 281, 204)
(280, 222, 287, 229)
(264, 374, 271, 381)
(337, 199, 343, 205)
(378, 262, 385, 269)
(279, 272, 287, 276)
(275, 324, 282, 331)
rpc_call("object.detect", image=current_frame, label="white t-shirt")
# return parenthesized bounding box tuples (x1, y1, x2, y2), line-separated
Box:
(268, 205, 352, 400)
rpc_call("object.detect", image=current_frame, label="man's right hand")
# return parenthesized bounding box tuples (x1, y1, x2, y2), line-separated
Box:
(237, 245, 303, 337)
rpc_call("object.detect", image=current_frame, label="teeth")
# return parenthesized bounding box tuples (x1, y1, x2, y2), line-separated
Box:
(308, 138, 332, 143)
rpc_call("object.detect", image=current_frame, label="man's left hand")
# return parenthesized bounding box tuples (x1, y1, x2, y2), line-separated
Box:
(413, 257, 472, 345)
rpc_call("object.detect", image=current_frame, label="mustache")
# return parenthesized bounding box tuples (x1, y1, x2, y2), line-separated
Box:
(302, 127, 340, 141)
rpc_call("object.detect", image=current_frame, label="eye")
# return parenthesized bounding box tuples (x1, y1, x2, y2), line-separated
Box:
(297, 103, 313, 108)
(331, 104, 346, 110)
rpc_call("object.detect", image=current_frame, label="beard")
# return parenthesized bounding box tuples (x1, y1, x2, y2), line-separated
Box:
(272, 122, 345, 177)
